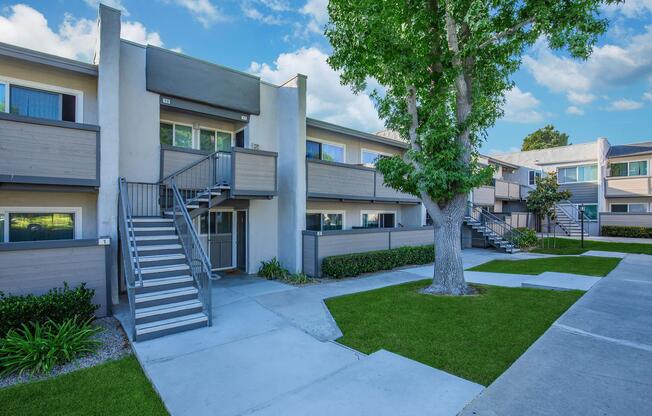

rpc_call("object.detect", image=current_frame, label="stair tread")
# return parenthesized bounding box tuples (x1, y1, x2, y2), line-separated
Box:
(137, 253, 186, 262)
(135, 299, 202, 318)
(136, 313, 207, 334)
(134, 227, 176, 231)
(133, 244, 183, 252)
(135, 286, 198, 301)
(131, 217, 173, 223)
(139, 275, 193, 287)
(140, 264, 190, 274)
(132, 235, 179, 241)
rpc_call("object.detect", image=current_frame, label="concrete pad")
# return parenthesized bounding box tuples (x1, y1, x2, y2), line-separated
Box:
(607, 255, 652, 283)
(464, 271, 527, 287)
(580, 250, 628, 258)
(228, 279, 295, 297)
(249, 350, 483, 416)
(557, 279, 652, 347)
(460, 326, 652, 416)
(521, 272, 599, 291)
(144, 326, 362, 416)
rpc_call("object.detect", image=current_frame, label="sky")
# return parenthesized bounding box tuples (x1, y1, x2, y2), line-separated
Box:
(1, 0, 651, 153)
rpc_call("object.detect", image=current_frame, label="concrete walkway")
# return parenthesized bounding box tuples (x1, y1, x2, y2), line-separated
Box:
(460, 252, 652, 416)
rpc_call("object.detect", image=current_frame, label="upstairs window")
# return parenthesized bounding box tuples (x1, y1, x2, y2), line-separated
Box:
(1, 81, 78, 122)
(558, 164, 597, 183)
(160, 122, 193, 149)
(306, 139, 345, 163)
(200, 129, 232, 152)
(0, 83, 5, 112)
(609, 161, 648, 177)
(361, 149, 389, 168)
(629, 161, 648, 176)
(528, 170, 542, 186)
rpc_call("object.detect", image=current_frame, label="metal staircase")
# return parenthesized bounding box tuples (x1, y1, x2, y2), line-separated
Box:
(554, 201, 590, 237)
(118, 151, 232, 341)
(464, 203, 523, 253)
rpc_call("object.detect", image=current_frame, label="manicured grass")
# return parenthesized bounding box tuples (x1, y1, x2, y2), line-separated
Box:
(0, 355, 167, 416)
(532, 237, 652, 255)
(326, 281, 582, 386)
(467, 256, 620, 277)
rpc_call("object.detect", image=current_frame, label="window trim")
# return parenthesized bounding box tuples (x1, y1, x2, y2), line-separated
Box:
(609, 203, 649, 213)
(528, 170, 542, 186)
(557, 163, 598, 184)
(0, 75, 84, 123)
(608, 159, 649, 178)
(306, 137, 346, 163)
(360, 210, 398, 229)
(306, 210, 346, 231)
(360, 148, 392, 167)
(0, 206, 82, 243)
(160, 119, 195, 149)
(198, 126, 234, 152)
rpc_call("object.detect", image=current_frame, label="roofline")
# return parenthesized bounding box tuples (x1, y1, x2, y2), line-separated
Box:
(0, 41, 98, 77)
(480, 154, 520, 169)
(306, 118, 408, 150)
(607, 150, 652, 158)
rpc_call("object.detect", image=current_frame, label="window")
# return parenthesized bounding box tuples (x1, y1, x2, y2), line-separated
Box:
(199, 129, 215, 152)
(528, 170, 542, 186)
(200, 129, 232, 152)
(361, 149, 389, 167)
(160, 123, 173, 146)
(609, 161, 648, 177)
(7, 85, 76, 122)
(160, 122, 193, 149)
(305, 139, 345, 163)
(199, 211, 233, 234)
(558, 164, 597, 183)
(0, 82, 5, 112)
(579, 204, 598, 220)
(0, 213, 4, 242)
(610, 203, 648, 213)
(610, 204, 628, 213)
(306, 212, 344, 232)
(361, 211, 396, 228)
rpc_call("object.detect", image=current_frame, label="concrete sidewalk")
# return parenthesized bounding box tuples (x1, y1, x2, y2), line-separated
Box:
(460, 253, 652, 416)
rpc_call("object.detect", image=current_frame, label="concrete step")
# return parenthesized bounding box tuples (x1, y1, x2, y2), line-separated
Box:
(135, 312, 208, 341)
(135, 299, 204, 325)
(135, 286, 199, 308)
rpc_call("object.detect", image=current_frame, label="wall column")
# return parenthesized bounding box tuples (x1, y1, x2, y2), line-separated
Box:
(596, 137, 610, 215)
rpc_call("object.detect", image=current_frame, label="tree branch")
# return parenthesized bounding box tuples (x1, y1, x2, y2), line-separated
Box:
(478, 17, 535, 49)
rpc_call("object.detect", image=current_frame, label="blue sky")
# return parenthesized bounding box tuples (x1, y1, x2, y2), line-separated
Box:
(1, 0, 651, 153)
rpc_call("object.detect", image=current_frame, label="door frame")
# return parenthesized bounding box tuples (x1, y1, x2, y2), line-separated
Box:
(202, 207, 248, 272)
(235, 209, 248, 272)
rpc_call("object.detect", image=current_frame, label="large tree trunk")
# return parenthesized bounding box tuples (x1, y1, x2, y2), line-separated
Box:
(422, 195, 471, 295)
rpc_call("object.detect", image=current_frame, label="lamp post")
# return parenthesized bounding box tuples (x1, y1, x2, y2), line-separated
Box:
(579, 204, 585, 248)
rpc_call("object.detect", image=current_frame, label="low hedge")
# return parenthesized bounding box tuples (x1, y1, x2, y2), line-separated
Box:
(322, 244, 434, 279)
(601, 225, 652, 239)
(0, 282, 98, 337)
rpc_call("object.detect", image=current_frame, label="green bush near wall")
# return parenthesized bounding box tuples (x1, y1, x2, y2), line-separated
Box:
(0, 283, 98, 338)
(601, 225, 652, 239)
(322, 245, 434, 279)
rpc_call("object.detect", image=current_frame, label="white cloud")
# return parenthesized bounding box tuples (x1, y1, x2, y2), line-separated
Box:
(300, 0, 328, 35)
(605, 99, 644, 111)
(502, 87, 544, 123)
(241, 2, 286, 25)
(168, 0, 226, 28)
(249, 47, 383, 132)
(604, 0, 652, 18)
(566, 106, 585, 115)
(0, 4, 168, 62)
(567, 91, 596, 105)
(644, 91, 652, 101)
(84, 0, 129, 16)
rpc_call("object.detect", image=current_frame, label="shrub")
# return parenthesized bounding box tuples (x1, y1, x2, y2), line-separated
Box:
(0, 283, 98, 338)
(0, 317, 101, 376)
(513, 227, 538, 248)
(258, 258, 289, 280)
(601, 225, 652, 239)
(322, 245, 434, 279)
(285, 272, 311, 285)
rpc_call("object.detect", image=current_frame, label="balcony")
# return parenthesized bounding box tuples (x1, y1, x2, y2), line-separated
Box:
(494, 179, 520, 200)
(472, 186, 495, 206)
(605, 176, 652, 198)
(0, 113, 100, 187)
(306, 159, 419, 203)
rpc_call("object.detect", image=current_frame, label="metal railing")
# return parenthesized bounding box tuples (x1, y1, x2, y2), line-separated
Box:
(466, 203, 525, 248)
(556, 200, 593, 223)
(118, 177, 144, 339)
(171, 180, 215, 325)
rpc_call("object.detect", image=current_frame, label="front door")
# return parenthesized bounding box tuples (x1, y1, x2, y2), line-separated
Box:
(209, 211, 233, 269)
(237, 211, 247, 270)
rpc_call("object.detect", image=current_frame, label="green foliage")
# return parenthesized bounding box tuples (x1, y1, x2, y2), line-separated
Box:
(526, 173, 572, 222)
(0, 318, 101, 376)
(257, 258, 288, 280)
(326, 0, 615, 206)
(601, 225, 652, 239)
(468, 256, 620, 277)
(322, 245, 434, 279)
(532, 237, 652, 255)
(285, 272, 311, 285)
(0, 283, 98, 338)
(521, 125, 570, 151)
(513, 227, 539, 248)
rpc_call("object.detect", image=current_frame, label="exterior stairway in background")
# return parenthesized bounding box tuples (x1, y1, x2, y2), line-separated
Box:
(554, 202, 590, 237)
(464, 204, 522, 253)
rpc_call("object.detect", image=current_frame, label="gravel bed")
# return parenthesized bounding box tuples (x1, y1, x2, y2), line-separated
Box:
(0, 317, 132, 389)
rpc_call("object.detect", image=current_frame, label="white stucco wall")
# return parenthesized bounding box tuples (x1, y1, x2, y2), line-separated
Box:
(494, 141, 599, 171)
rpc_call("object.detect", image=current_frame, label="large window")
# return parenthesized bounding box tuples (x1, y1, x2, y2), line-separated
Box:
(361, 149, 389, 168)
(306, 139, 345, 163)
(0, 208, 80, 242)
(160, 122, 193, 149)
(200, 129, 232, 152)
(0, 80, 79, 122)
(361, 211, 396, 228)
(306, 211, 344, 231)
(609, 160, 648, 177)
(610, 203, 648, 213)
(579, 204, 598, 220)
(161, 122, 234, 152)
(528, 170, 542, 186)
(558, 164, 597, 183)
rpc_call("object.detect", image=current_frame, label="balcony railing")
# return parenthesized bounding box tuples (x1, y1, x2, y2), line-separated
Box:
(494, 179, 520, 200)
(306, 159, 419, 203)
(605, 176, 652, 197)
(0, 113, 100, 186)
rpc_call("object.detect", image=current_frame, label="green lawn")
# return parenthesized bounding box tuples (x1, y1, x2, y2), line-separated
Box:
(532, 237, 652, 255)
(326, 281, 582, 386)
(0, 355, 168, 416)
(467, 255, 620, 277)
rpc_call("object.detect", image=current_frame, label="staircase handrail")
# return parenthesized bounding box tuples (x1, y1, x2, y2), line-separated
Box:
(118, 177, 144, 288)
(557, 200, 592, 223)
(170, 179, 217, 325)
(466, 202, 525, 248)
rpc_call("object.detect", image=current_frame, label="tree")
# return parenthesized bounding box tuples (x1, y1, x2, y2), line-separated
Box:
(521, 125, 570, 151)
(526, 173, 571, 236)
(326, 0, 617, 295)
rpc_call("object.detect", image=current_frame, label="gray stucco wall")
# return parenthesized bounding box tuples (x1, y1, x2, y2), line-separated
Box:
(560, 182, 599, 204)
(0, 240, 109, 316)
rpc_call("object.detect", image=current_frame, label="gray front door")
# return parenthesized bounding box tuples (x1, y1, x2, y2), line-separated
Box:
(209, 211, 233, 269)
